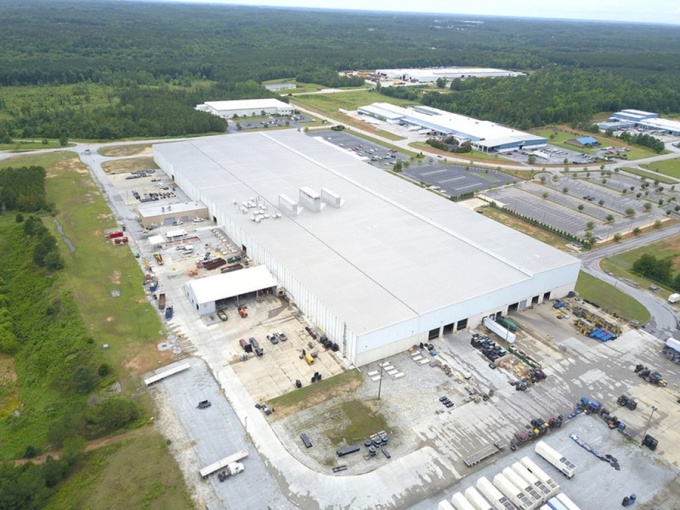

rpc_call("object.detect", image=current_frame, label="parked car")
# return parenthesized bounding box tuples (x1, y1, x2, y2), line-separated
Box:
(267, 333, 279, 344)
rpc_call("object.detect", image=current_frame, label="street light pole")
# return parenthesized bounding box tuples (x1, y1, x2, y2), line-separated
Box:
(641, 406, 657, 444)
(377, 364, 384, 401)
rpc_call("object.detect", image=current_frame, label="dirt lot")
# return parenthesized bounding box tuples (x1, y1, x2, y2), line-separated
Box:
(101, 156, 159, 174)
(99, 144, 153, 158)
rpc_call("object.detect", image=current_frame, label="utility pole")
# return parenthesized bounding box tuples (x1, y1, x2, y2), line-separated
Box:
(641, 406, 657, 444)
(377, 364, 384, 401)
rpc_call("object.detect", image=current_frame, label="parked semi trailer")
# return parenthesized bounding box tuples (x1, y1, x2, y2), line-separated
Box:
(451, 492, 476, 510)
(664, 337, 680, 364)
(477, 477, 516, 510)
(519, 457, 560, 494)
(535, 441, 576, 478)
(493, 473, 535, 510)
(502, 467, 544, 506)
(512, 462, 556, 499)
(464, 486, 493, 510)
(555, 493, 581, 510)
(438, 500, 455, 510)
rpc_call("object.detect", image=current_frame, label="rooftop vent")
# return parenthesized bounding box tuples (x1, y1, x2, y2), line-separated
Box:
(321, 188, 343, 208)
(299, 187, 323, 213)
(279, 194, 300, 216)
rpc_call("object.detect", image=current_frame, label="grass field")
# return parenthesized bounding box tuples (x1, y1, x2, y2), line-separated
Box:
(534, 127, 662, 161)
(640, 157, 680, 179)
(600, 235, 680, 301)
(0, 139, 71, 151)
(0, 150, 191, 506)
(102, 156, 159, 174)
(575, 272, 650, 323)
(620, 166, 678, 184)
(99, 144, 153, 157)
(44, 427, 192, 510)
(324, 400, 388, 446)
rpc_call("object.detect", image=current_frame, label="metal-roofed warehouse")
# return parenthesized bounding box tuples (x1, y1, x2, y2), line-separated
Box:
(358, 103, 547, 153)
(154, 131, 579, 366)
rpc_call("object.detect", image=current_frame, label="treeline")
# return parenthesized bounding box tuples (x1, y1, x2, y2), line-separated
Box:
(616, 131, 665, 153)
(21, 216, 64, 272)
(2, 80, 282, 140)
(0, 166, 49, 212)
(417, 67, 680, 129)
(296, 69, 365, 88)
(632, 253, 680, 291)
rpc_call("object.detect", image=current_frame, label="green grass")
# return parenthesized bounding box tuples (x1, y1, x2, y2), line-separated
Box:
(640, 157, 680, 179)
(0, 139, 72, 151)
(575, 271, 650, 323)
(44, 428, 192, 510)
(620, 166, 678, 184)
(291, 89, 415, 114)
(324, 400, 389, 447)
(268, 369, 362, 410)
(534, 127, 662, 161)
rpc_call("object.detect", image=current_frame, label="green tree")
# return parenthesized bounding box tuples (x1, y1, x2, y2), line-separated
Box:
(625, 207, 635, 217)
(72, 366, 96, 394)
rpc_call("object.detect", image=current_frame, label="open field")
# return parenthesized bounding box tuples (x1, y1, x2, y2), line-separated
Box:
(102, 156, 159, 174)
(641, 157, 680, 179)
(99, 143, 153, 157)
(0, 139, 70, 151)
(0, 354, 18, 421)
(43, 427, 192, 510)
(534, 126, 662, 160)
(575, 271, 651, 323)
(621, 166, 678, 184)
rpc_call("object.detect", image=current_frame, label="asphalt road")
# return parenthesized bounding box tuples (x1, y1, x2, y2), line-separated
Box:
(578, 224, 680, 337)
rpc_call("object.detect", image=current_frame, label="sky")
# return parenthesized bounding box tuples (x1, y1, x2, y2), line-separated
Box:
(157, 0, 680, 25)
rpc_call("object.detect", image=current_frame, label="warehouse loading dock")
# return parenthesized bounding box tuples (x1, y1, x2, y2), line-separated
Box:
(184, 265, 277, 315)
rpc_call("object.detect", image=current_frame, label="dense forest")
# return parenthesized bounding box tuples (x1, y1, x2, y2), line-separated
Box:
(1, 1, 680, 136)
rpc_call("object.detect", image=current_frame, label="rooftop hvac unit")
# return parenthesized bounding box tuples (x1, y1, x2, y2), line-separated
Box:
(299, 186, 322, 212)
(321, 188, 343, 208)
(278, 194, 300, 216)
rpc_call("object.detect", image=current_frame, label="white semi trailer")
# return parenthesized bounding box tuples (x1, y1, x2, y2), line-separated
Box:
(477, 476, 516, 510)
(519, 456, 560, 493)
(535, 441, 576, 478)
(512, 462, 556, 499)
(493, 473, 536, 510)
(465, 486, 493, 510)
(451, 492, 477, 510)
(502, 467, 544, 505)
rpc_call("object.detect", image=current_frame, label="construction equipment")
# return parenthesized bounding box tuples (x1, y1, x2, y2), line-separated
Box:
(165, 305, 174, 319)
(617, 395, 637, 411)
(238, 306, 248, 318)
(634, 364, 667, 387)
(154, 252, 164, 265)
(217, 309, 228, 321)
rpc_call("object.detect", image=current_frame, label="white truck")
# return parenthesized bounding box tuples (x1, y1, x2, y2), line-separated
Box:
(535, 441, 576, 479)
(199, 448, 249, 479)
(665, 337, 680, 364)
(668, 293, 680, 304)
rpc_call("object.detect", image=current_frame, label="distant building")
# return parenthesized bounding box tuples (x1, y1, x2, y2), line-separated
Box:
(358, 102, 547, 153)
(265, 83, 296, 92)
(567, 136, 599, 148)
(599, 109, 680, 136)
(196, 98, 294, 118)
(373, 67, 524, 84)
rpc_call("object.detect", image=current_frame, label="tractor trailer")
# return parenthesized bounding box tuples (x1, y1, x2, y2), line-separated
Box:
(451, 492, 476, 510)
(477, 476, 516, 510)
(664, 337, 680, 364)
(493, 473, 535, 510)
(512, 462, 555, 499)
(464, 487, 493, 510)
(535, 441, 576, 478)
(502, 467, 543, 506)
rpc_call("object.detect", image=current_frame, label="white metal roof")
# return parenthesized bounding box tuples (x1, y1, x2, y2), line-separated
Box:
(362, 103, 545, 146)
(376, 67, 524, 79)
(203, 98, 292, 112)
(186, 266, 277, 305)
(156, 131, 579, 335)
(137, 201, 206, 218)
(148, 234, 165, 246)
(166, 229, 187, 239)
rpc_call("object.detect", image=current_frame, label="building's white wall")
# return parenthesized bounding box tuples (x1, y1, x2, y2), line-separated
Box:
(184, 282, 216, 315)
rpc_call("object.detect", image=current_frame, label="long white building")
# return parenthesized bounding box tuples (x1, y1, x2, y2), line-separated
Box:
(154, 130, 579, 366)
(196, 98, 294, 118)
(376, 67, 524, 83)
(358, 102, 547, 153)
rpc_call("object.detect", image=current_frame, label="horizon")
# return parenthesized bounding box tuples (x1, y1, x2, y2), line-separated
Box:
(141, 0, 680, 26)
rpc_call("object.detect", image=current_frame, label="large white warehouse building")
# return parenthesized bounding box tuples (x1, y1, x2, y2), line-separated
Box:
(196, 98, 294, 118)
(154, 131, 579, 366)
(358, 102, 547, 153)
(375, 67, 524, 83)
